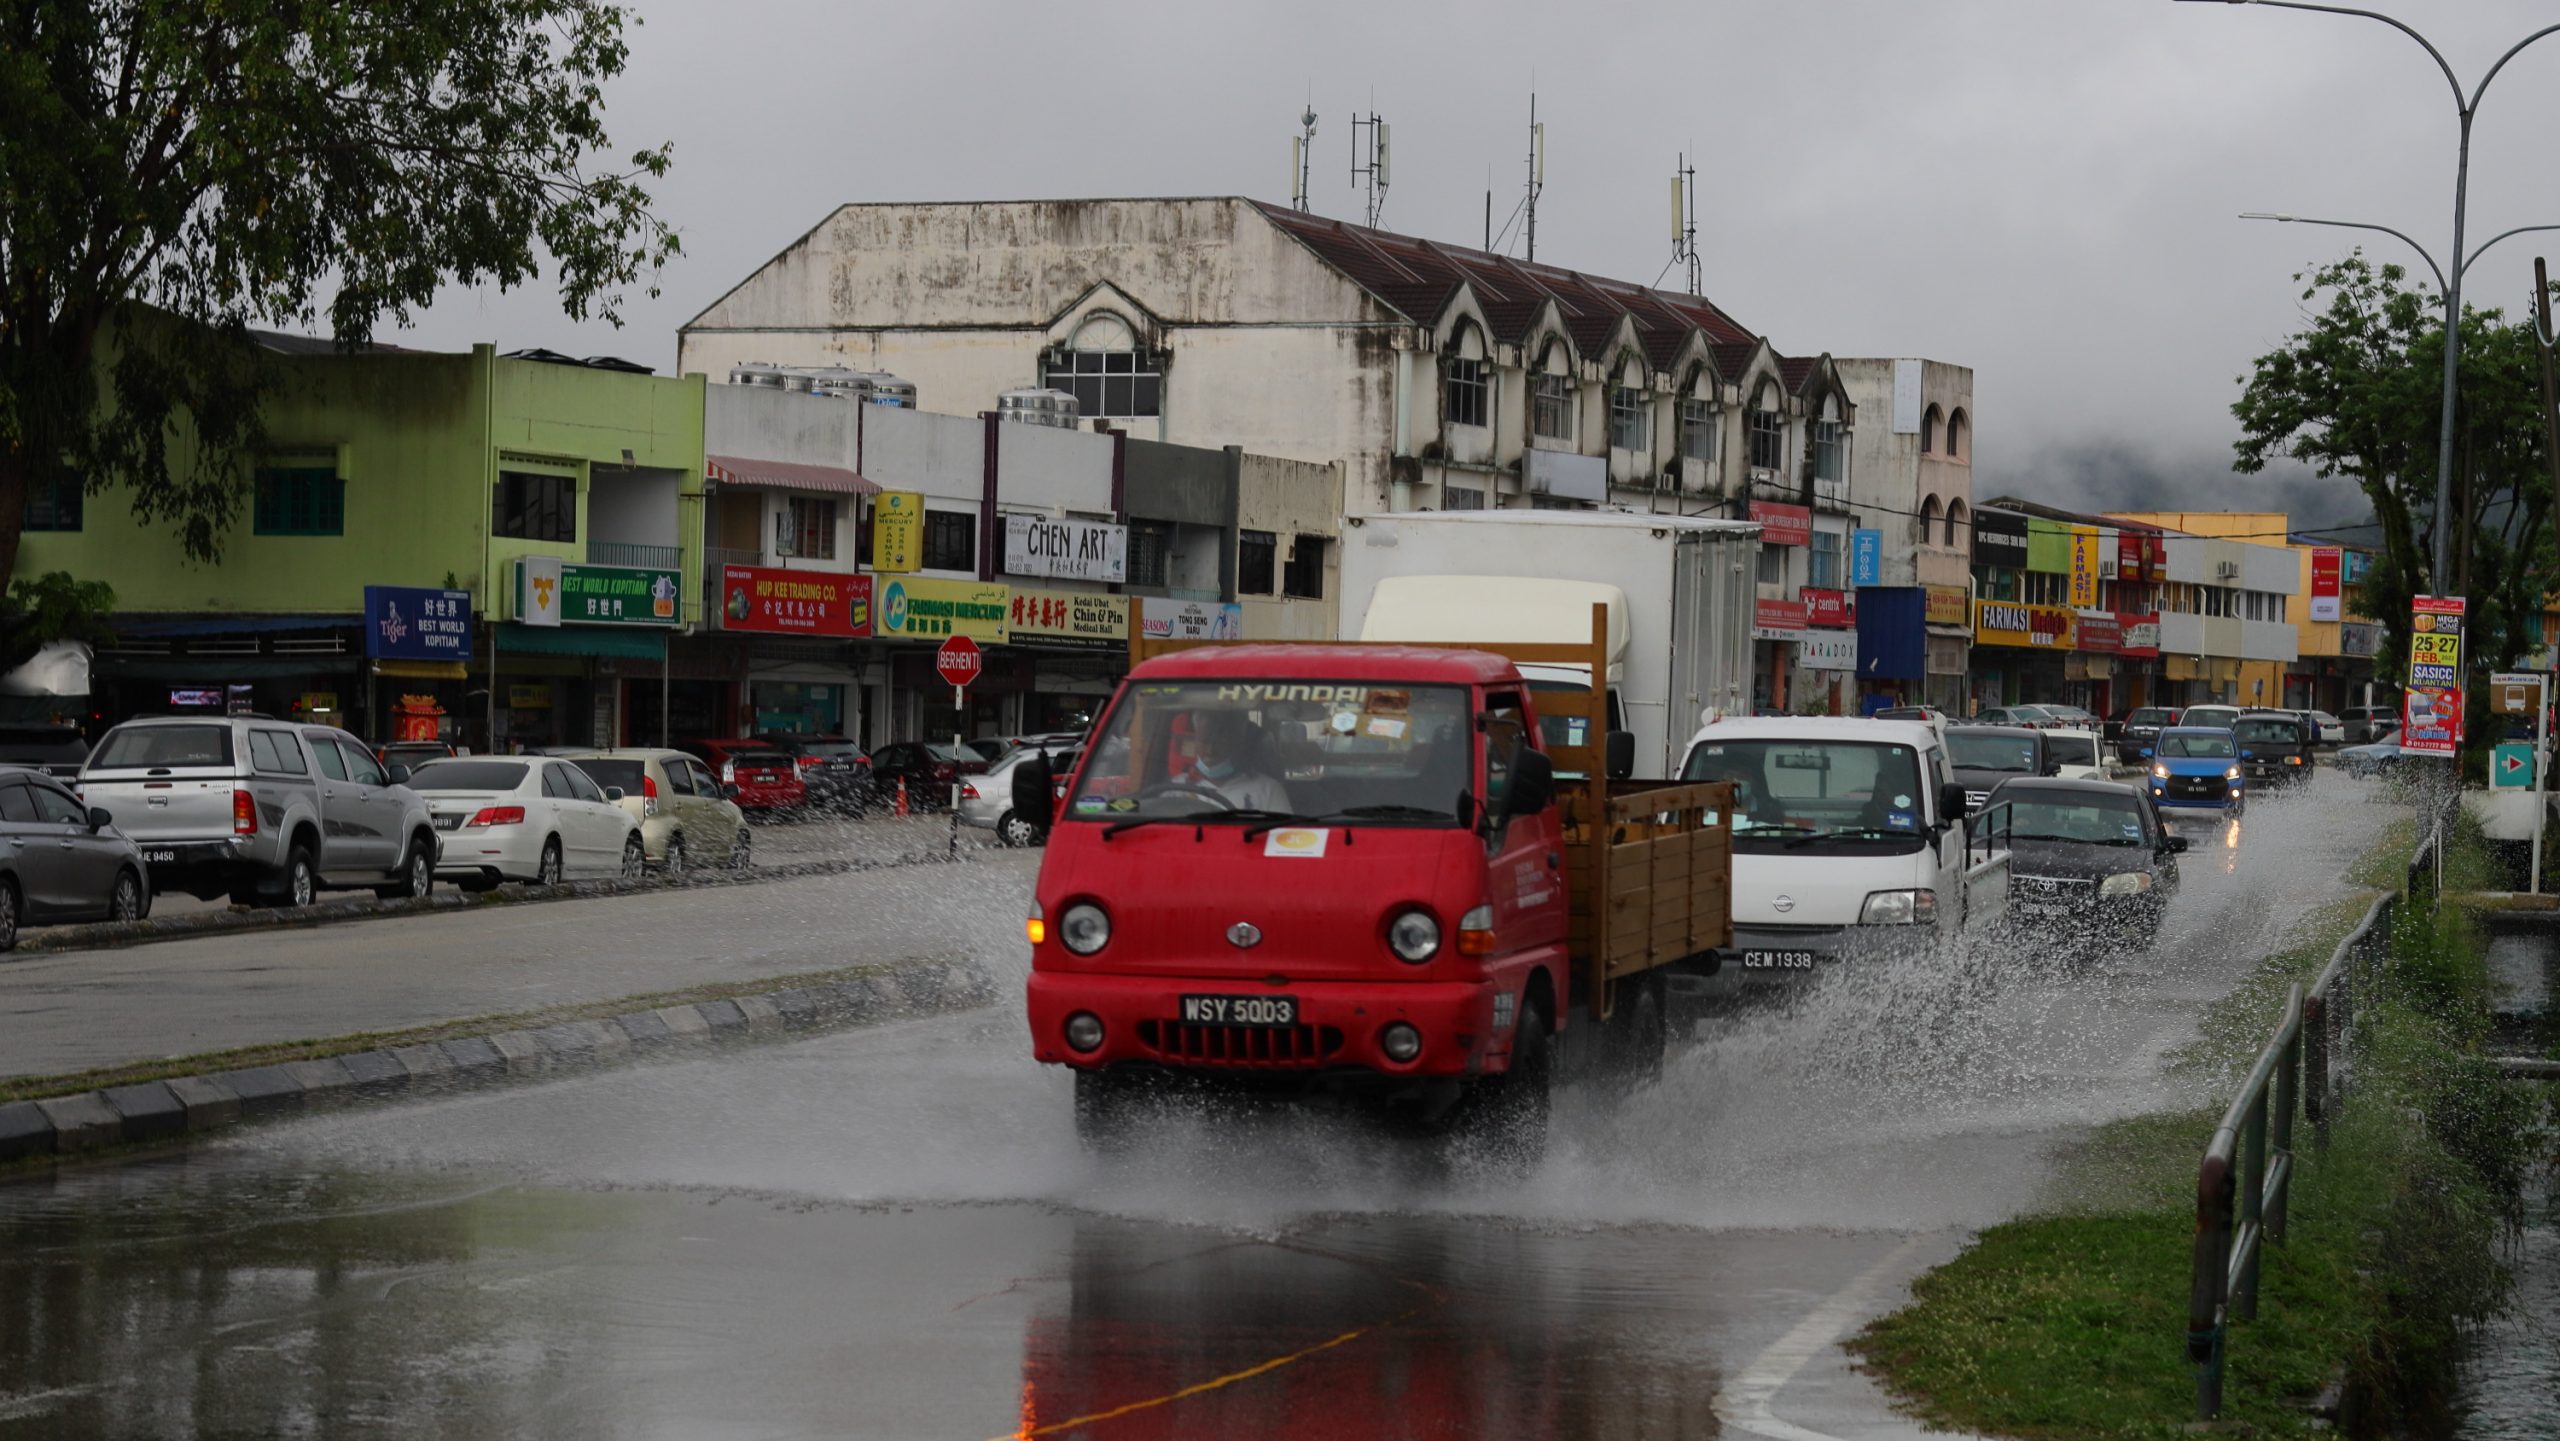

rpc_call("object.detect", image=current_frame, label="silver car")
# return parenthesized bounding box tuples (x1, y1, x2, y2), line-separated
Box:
(0, 767, 152, 950)
(959, 744, 1079, 846)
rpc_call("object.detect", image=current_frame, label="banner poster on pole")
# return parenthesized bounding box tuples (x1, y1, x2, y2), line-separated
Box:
(2401, 594, 2465, 758)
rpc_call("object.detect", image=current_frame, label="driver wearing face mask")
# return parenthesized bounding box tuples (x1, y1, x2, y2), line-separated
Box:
(1179, 709, 1294, 811)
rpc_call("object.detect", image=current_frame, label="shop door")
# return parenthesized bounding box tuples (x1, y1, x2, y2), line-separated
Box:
(625, 680, 731, 747)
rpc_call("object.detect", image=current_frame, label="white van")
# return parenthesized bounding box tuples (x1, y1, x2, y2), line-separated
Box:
(1671, 716, 2009, 1000)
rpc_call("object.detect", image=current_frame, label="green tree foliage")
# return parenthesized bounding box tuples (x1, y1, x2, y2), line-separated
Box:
(0, 569, 113, 674)
(0, 0, 676, 585)
(2231, 253, 2557, 681)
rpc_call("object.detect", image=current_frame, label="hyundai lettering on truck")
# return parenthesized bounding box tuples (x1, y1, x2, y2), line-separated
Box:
(1013, 607, 1732, 1153)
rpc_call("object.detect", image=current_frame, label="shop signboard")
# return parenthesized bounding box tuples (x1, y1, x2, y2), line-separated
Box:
(1851, 529, 1882, 587)
(364, 586, 474, 661)
(2067, 527, 2102, 608)
(1003, 515, 1127, 583)
(2402, 594, 2465, 758)
(516, 555, 562, 627)
(1748, 502, 1812, 548)
(2118, 612, 2161, 656)
(558, 563, 680, 626)
(508, 684, 552, 709)
(1971, 509, 2029, 569)
(2309, 548, 2343, 622)
(1800, 587, 1854, 628)
(2075, 612, 2122, 653)
(1973, 599, 2076, 649)
(879, 576, 1010, 643)
(870, 491, 924, 574)
(2340, 621, 2381, 657)
(718, 565, 872, 637)
(1011, 590, 1128, 649)
(1139, 597, 1244, 642)
(1751, 598, 1810, 640)
(1923, 585, 1971, 627)
(1799, 631, 1857, 670)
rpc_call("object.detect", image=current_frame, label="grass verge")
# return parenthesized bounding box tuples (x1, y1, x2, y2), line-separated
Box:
(0, 957, 941, 1104)
(1850, 818, 2537, 1439)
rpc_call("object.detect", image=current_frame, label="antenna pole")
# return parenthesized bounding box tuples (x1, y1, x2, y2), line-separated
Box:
(1525, 94, 1543, 262)
(1292, 106, 1318, 211)
(1351, 111, 1390, 227)
(1674, 151, 1700, 294)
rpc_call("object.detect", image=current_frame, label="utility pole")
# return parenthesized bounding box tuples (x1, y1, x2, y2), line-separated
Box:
(1524, 95, 1544, 262)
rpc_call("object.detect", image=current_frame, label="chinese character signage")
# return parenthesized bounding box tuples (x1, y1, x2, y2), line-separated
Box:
(1973, 599, 2077, 649)
(871, 491, 923, 574)
(2118, 612, 2161, 656)
(1923, 586, 1970, 627)
(880, 576, 1009, 642)
(1003, 515, 1127, 583)
(2403, 594, 2465, 758)
(523, 562, 680, 626)
(1748, 501, 1812, 548)
(2309, 548, 2343, 622)
(719, 565, 871, 637)
(1011, 589, 1128, 649)
(1751, 598, 1810, 640)
(2067, 527, 2102, 608)
(2075, 612, 2122, 653)
(1850, 529, 1882, 586)
(364, 586, 474, 661)
(1139, 597, 1243, 641)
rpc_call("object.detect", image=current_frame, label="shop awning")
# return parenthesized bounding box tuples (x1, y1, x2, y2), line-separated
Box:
(706, 454, 878, 496)
(373, 659, 468, 680)
(115, 613, 354, 637)
(493, 624, 669, 660)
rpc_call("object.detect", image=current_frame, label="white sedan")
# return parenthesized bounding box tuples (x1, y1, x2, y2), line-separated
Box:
(407, 756, 645, 889)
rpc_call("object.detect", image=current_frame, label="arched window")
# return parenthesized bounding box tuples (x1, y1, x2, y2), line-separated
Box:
(1444, 324, 1489, 429)
(1746, 380, 1785, 471)
(1918, 494, 1943, 544)
(1677, 371, 1718, 463)
(1530, 339, 1574, 442)
(1921, 404, 1944, 455)
(1812, 393, 1845, 483)
(1045, 314, 1161, 419)
(1945, 497, 1969, 548)
(1609, 358, 1649, 451)
(1945, 407, 1969, 460)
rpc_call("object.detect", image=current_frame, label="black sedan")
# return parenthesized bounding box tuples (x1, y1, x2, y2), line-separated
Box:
(1947, 725, 2056, 814)
(1984, 777, 2185, 949)
(2232, 711, 2315, 786)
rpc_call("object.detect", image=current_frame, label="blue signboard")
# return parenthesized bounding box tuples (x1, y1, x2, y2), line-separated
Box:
(364, 586, 475, 661)
(1851, 528, 1883, 587)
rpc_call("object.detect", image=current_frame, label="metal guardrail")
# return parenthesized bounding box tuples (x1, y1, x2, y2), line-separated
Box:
(2187, 882, 2402, 1419)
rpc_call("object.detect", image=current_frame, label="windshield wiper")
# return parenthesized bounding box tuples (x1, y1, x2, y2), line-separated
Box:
(1103, 809, 1243, 839)
(1781, 826, 1915, 848)
(1323, 804, 1456, 824)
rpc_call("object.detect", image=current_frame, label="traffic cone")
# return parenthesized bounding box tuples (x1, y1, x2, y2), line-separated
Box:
(895, 776, 910, 817)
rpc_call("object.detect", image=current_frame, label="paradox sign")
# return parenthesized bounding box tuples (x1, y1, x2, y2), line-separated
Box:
(1003, 514, 1126, 584)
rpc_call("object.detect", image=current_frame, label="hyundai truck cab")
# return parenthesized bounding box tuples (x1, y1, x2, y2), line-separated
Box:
(1674, 715, 2005, 994)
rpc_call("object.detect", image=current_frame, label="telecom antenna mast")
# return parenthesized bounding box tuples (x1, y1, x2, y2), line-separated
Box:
(1524, 95, 1546, 261)
(1352, 111, 1391, 227)
(1671, 152, 1700, 294)
(1290, 106, 1317, 211)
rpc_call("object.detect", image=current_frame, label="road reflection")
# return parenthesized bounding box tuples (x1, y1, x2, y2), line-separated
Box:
(1006, 1216, 1721, 1441)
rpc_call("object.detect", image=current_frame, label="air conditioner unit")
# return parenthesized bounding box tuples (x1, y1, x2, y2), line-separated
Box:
(2214, 560, 2240, 579)
(1654, 465, 1680, 493)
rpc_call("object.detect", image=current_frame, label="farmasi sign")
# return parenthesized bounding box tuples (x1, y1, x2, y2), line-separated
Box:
(1003, 515, 1126, 584)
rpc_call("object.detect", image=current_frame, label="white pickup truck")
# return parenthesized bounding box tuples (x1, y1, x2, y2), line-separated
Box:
(1668, 716, 2009, 1002)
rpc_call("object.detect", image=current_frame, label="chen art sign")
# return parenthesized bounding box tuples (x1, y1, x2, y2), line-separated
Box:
(1002, 514, 1126, 584)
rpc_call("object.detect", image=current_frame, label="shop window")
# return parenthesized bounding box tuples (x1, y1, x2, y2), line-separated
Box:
(494, 470, 575, 543)
(1127, 522, 1170, 587)
(1610, 386, 1648, 451)
(1757, 543, 1784, 586)
(1532, 374, 1574, 441)
(776, 496, 837, 560)
(1809, 530, 1841, 589)
(1679, 400, 1718, 462)
(1445, 357, 1488, 428)
(923, 510, 975, 571)
(1812, 420, 1845, 482)
(1443, 485, 1487, 511)
(256, 466, 346, 537)
(22, 471, 82, 532)
(1238, 529, 1277, 595)
(1747, 402, 1784, 472)
(1284, 535, 1328, 600)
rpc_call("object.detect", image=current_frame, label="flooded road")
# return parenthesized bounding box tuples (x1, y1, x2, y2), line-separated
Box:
(0, 776, 2389, 1439)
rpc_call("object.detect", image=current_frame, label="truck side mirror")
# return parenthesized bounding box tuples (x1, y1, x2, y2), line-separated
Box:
(1938, 782, 1970, 822)
(1605, 730, 1636, 781)
(1013, 752, 1055, 820)
(1507, 748, 1558, 818)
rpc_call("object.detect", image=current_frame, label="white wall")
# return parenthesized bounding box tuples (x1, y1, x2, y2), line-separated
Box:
(994, 419, 1114, 516)
(861, 407, 987, 503)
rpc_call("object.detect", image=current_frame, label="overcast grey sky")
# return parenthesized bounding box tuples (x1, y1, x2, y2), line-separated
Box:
(392, 0, 2560, 524)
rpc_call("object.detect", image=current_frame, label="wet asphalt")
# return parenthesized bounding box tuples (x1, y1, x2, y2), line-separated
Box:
(0, 774, 2387, 1440)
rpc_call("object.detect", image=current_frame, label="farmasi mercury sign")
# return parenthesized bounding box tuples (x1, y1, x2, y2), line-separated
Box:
(1003, 515, 1126, 584)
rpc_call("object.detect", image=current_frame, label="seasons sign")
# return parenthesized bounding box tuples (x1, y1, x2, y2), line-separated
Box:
(1973, 600, 2076, 649)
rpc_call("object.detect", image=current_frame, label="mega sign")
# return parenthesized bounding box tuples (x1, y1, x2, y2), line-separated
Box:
(2403, 594, 2465, 758)
(1973, 599, 2075, 649)
(364, 585, 473, 661)
(1002, 514, 1127, 583)
(718, 565, 871, 637)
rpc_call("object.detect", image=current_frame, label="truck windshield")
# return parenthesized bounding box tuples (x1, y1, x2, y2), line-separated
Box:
(1679, 738, 1925, 850)
(1067, 679, 1473, 826)
(1948, 731, 2038, 773)
(91, 724, 233, 769)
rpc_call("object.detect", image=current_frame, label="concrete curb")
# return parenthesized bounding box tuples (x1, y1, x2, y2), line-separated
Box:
(9, 841, 986, 957)
(0, 955, 998, 1166)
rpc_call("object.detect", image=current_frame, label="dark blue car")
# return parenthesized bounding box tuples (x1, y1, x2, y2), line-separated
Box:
(2148, 726, 2245, 817)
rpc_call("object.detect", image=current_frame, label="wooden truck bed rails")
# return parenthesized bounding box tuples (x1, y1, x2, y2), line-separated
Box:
(1130, 604, 1733, 1020)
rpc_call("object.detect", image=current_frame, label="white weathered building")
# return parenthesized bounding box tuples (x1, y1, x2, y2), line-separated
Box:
(1836, 358, 1976, 706)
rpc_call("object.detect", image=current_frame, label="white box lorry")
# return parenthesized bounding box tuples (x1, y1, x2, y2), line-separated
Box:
(1338, 510, 1759, 778)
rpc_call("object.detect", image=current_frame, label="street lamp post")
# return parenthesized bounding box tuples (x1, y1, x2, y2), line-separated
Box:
(2188, 1, 2560, 591)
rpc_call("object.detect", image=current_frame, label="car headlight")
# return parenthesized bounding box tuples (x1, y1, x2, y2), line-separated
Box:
(1860, 888, 1937, 925)
(2150, 763, 2169, 781)
(2225, 766, 2243, 782)
(2100, 871, 2153, 897)
(2285, 754, 2303, 765)
(1387, 908, 1441, 963)
(1059, 902, 1111, 955)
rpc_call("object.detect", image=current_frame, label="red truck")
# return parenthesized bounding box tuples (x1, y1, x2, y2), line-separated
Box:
(1011, 608, 1733, 1155)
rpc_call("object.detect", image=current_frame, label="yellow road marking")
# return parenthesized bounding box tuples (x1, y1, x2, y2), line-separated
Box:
(993, 1310, 1410, 1440)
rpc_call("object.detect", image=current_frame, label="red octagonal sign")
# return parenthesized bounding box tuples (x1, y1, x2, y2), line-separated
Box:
(935, 634, 983, 689)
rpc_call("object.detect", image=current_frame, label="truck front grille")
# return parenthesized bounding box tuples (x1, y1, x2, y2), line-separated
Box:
(1137, 1020, 1344, 1068)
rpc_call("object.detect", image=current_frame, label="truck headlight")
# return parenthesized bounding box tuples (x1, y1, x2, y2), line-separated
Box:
(2100, 872, 2153, 898)
(1860, 888, 1937, 925)
(1059, 902, 1111, 955)
(1388, 908, 1441, 963)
